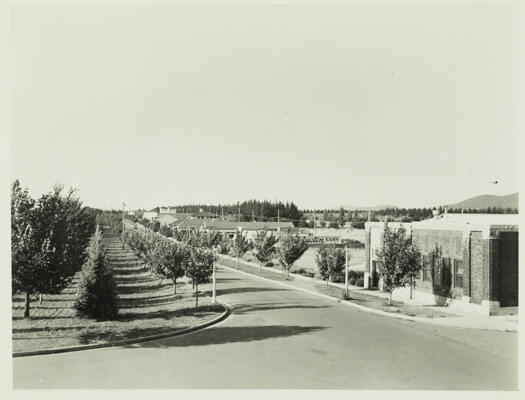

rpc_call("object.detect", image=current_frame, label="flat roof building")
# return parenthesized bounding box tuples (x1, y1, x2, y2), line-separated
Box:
(364, 213, 518, 315)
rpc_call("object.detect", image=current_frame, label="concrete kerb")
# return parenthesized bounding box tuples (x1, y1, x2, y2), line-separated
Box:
(12, 302, 231, 358)
(217, 264, 517, 332)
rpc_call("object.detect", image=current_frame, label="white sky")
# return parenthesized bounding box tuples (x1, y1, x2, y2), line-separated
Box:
(9, 1, 519, 210)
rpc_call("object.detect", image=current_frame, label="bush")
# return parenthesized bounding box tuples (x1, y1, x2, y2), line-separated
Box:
(349, 277, 356, 286)
(294, 267, 315, 278)
(355, 277, 364, 287)
(348, 270, 364, 281)
(340, 239, 365, 249)
(74, 227, 118, 320)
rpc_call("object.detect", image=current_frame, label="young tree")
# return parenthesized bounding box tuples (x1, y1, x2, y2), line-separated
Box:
(151, 239, 189, 295)
(74, 226, 118, 320)
(11, 181, 96, 318)
(185, 248, 216, 308)
(401, 240, 423, 300)
(253, 230, 279, 272)
(375, 224, 422, 305)
(233, 232, 252, 269)
(277, 235, 308, 279)
(316, 245, 346, 291)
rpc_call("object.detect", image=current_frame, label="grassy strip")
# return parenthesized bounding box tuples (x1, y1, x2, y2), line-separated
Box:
(313, 284, 456, 319)
(217, 255, 295, 282)
(12, 234, 223, 353)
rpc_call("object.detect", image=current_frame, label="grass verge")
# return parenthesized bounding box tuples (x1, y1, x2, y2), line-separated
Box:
(313, 284, 456, 319)
(217, 254, 295, 282)
(12, 234, 224, 353)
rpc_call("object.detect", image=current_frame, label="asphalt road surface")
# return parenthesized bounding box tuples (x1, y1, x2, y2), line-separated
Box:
(13, 266, 518, 389)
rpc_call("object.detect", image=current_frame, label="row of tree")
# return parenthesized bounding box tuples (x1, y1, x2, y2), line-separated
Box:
(134, 216, 311, 280)
(11, 180, 97, 318)
(122, 229, 216, 307)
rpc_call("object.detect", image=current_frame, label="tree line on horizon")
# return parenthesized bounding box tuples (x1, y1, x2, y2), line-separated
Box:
(153, 200, 303, 223)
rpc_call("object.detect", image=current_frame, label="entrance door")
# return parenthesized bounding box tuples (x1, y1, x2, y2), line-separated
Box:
(498, 232, 518, 307)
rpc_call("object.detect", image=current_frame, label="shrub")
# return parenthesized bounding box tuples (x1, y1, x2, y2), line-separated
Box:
(74, 227, 118, 320)
(355, 277, 364, 287)
(349, 277, 356, 286)
(294, 267, 315, 278)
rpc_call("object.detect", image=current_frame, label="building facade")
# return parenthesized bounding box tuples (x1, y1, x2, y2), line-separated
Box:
(364, 213, 518, 315)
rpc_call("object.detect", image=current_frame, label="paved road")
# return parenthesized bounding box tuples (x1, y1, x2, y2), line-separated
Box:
(13, 267, 517, 389)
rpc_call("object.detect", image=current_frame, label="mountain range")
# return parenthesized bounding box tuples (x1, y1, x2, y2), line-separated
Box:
(446, 192, 518, 210)
(333, 192, 518, 211)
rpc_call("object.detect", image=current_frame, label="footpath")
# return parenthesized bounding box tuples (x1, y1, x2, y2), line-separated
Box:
(216, 253, 518, 333)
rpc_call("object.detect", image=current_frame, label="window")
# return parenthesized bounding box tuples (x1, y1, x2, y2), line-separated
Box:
(454, 260, 464, 288)
(422, 255, 432, 282)
(442, 258, 452, 289)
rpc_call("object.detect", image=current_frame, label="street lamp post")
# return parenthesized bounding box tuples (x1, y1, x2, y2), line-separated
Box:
(212, 248, 217, 304)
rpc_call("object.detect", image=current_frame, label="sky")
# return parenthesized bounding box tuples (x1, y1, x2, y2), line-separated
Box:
(9, 1, 520, 211)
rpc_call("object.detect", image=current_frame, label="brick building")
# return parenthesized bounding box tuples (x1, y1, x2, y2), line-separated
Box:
(364, 213, 518, 315)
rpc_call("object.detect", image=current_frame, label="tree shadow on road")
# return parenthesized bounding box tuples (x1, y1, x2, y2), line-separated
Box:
(215, 287, 290, 296)
(230, 303, 332, 315)
(123, 324, 327, 348)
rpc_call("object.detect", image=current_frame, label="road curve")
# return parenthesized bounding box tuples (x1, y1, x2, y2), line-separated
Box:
(13, 266, 517, 389)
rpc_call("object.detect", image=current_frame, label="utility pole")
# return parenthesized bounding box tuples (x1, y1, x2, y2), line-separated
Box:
(122, 201, 126, 250)
(252, 209, 255, 222)
(345, 246, 349, 298)
(212, 249, 217, 304)
(221, 205, 224, 220)
(277, 208, 280, 222)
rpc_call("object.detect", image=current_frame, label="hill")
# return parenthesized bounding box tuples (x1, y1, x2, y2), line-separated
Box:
(447, 193, 518, 210)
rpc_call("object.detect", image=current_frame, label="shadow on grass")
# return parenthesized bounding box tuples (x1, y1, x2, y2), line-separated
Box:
(116, 282, 173, 295)
(112, 268, 145, 276)
(117, 304, 223, 322)
(118, 295, 182, 308)
(12, 325, 86, 334)
(77, 325, 189, 345)
(12, 315, 73, 321)
(114, 276, 155, 284)
(123, 324, 326, 348)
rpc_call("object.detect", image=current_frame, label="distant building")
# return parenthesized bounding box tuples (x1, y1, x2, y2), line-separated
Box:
(364, 213, 518, 315)
(142, 211, 158, 221)
(191, 211, 219, 220)
(159, 207, 178, 214)
(177, 219, 294, 239)
(157, 213, 192, 227)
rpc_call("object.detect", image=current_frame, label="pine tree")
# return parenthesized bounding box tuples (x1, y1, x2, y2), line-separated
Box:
(74, 226, 118, 320)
